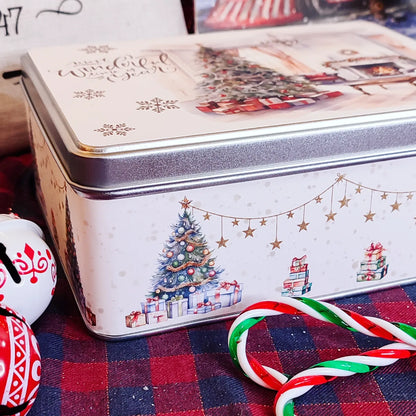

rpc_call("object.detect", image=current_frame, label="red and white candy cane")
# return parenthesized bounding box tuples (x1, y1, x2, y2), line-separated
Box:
(228, 297, 416, 416)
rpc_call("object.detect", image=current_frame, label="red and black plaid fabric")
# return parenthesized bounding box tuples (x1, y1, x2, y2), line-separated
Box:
(2, 152, 416, 416)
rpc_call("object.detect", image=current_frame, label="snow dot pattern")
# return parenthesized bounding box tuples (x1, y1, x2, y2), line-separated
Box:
(228, 297, 416, 416)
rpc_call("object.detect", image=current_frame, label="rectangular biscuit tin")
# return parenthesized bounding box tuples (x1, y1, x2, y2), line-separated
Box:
(21, 20, 416, 338)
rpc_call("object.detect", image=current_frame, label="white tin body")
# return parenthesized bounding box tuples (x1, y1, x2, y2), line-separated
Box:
(22, 21, 416, 338)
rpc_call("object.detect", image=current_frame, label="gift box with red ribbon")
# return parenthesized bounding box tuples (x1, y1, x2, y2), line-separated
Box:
(141, 297, 166, 314)
(146, 310, 168, 325)
(188, 301, 221, 315)
(206, 280, 242, 308)
(125, 311, 146, 328)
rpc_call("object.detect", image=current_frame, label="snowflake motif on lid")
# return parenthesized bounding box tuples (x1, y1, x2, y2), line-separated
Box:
(137, 97, 179, 114)
(94, 123, 135, 137)
(74, 89, 105, 100)
(80, 45, 115, 54)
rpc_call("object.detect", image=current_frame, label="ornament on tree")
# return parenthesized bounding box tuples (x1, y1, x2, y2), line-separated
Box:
(166, 251, 174, 258)
(187, 268, 195, 276)
(186, 244, 195, 252)
(0, 213, 56, 325)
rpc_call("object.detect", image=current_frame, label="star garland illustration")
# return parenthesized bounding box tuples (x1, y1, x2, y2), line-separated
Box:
(180, 173, 416, 250)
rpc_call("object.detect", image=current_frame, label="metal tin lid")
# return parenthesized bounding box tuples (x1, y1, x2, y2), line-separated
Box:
(22, 21, 416, 197)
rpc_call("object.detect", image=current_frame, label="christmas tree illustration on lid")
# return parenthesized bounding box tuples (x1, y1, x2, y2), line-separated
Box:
(196, 45, 342, 114)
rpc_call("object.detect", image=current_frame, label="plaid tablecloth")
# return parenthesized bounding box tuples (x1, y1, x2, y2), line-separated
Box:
(1, 153, 416, 416)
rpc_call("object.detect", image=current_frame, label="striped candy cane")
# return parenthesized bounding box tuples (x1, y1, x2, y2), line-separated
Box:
(228, 297, 416, 416)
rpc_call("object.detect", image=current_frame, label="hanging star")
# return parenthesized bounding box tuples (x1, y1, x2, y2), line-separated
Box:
(391, 201, 401, 212)
(338, 196, 351, 208)
(287, 211, 294, 218)
(315, 196, 323, 204)
(270, 239, 282, 249)
(232, 218, 239, 226)
(364, 211, 375, 222)
(297, 220, 309, 231)
(407, 193, 413, 200)
(203, 212, 211, 220)
(380, 192, 388, 200)
(336, 174, 346, 183)
(260, 218, 267, 226)
(325, 211, 337, 222)
(355, 185, 362, 194)
(216, 236, 229, 248)
(180, 197, 192, 209)
(243, 226, 255, 238)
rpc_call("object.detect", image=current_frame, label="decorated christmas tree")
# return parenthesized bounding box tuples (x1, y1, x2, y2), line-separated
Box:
(149, 209, 222, 301)
(198, 45, 317, 100)
(196, 45, 341, 113)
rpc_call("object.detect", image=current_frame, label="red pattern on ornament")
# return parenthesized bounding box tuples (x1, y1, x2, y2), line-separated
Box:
(1, 314, 40, 415)
(13, 244, 50, 284)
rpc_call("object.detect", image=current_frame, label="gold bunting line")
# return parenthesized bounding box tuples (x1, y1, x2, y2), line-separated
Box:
(179, 173, 416, 250)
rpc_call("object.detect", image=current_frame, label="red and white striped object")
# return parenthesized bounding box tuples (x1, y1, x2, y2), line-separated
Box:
(204, 0, 304, 30)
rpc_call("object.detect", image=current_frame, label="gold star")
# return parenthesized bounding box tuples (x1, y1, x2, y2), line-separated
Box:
(243, 226, 255, 238)
(260, 218, 267, 226)
(364, 211, 375, 222)
(325, 211, 337, 222)
(216, 237, 229, 248)
(203, 212, 211, 220)
(287, 211, 294, 219)
(232, 218, 239, 226)
(338, 196, 351, 208)
(380, 192, 388, 200)
(270, 239, 282, 249)
(391, 201, 401, 212)
(407, 193, 413, 200)
(336, 174, 346, 183)
(297, 220, 309, 231)
(315, 196, 323, 203)
(355, 185, 362, 194)
(181, 197, 192, 209)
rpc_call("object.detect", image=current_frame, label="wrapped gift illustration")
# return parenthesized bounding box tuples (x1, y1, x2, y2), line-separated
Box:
(364, 242, 384, 261)
(206, 280, 243, 308)
(357, 243, 388, 282)
(188, 301, 222, 315)
(282, 283, 312, 297)
(166, 297, 189, 319)
(146, 310, 168, 325)
(290, 255, 308, 273)
(188, 290, 207, 309)
(282, 256, 312, 297)
(125, 311, 146, 328)
(141, 297, 166, 313)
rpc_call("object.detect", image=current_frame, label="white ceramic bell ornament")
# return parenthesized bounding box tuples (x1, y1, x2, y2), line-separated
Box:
(0, 213, 56, 324)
